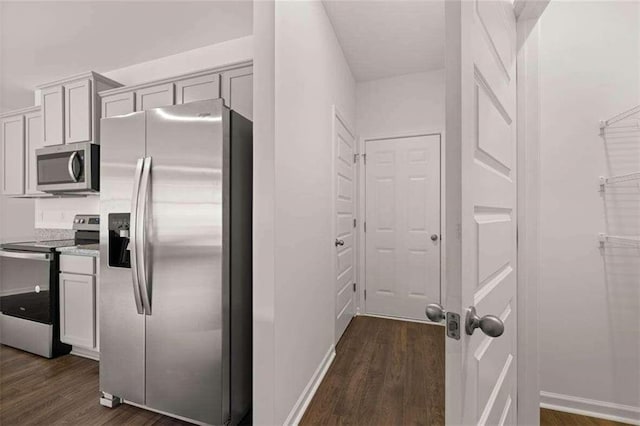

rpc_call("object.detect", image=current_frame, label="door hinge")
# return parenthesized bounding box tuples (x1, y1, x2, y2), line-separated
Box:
(446, 312, 461, 340)
(353, 282, 356, 292)
(364, 221, 367, 232)
(363, 153, 367, 165)
(354, 153, 359, 163)
(364, 289, 367, 300)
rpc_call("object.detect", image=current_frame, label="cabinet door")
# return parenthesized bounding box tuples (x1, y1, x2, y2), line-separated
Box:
(41, 86, 64, 146)
(221, 66, 253, 120)
(64, 79, 92, 144)
(176, 74, 221, 104)
(25, 111, 44, 195)
(102, 92, 135, 118)
(1, 115, 25, 195)
(60, 273, 96, 349)
(135, 83, 174, 111)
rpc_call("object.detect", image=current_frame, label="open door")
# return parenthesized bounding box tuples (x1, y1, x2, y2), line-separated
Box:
(444, 0, 519, 424)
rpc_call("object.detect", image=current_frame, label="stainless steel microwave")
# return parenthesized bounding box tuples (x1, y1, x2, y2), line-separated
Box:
(36, 142, 100, 193)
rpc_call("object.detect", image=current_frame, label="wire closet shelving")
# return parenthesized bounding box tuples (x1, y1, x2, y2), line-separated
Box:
(598, 104, 640, 247)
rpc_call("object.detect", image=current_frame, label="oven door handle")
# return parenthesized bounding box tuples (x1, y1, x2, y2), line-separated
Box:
(68, 152, 80, 183)
(0, 249, 51, 261)
(129, 158, 145, 315)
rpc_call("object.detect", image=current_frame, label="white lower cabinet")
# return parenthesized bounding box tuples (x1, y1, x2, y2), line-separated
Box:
(59, 255, 99, 354)
(60, 273, 96, 349)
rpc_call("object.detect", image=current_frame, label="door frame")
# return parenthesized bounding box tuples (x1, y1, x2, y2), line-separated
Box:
(331, 105, 357, 344)
(357, 130, 445, 321)
(444, 1, 548, 425)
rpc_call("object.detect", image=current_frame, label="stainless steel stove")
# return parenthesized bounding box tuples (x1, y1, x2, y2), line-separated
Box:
(0, 215, 99, 358)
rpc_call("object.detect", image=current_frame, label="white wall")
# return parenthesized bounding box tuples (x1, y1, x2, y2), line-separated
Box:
(356, 69, 444, 138)
(538, 2, 640, 422)
(253, 2, 356, 424)
(28, 36, 253, 230)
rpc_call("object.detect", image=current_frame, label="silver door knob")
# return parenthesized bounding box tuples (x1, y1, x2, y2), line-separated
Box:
(430, 234, 439, 241)
(425, 303, 445, 322)
(465, 306, 504, 337)
(335, 239, 345, 247)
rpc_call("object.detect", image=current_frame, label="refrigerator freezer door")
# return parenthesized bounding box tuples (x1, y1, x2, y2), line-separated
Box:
(144, 100, 227, 425)
(99, 111, 146, 405)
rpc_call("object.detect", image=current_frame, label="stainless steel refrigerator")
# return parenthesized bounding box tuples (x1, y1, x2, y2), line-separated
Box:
(99, 99, 252, 425)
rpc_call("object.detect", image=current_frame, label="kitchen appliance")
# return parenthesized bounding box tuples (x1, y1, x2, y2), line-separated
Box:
(0, 215, 99, 358)
(36, 142, 100, 193)
(99, 99, 252, 425)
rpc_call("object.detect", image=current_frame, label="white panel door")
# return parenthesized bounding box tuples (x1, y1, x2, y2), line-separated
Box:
(102, 92, 135, 118)
(135, 83, 175, 111)
(64, 79, 92, 144)
(60, 273, 96, 349)
(41, 86, 64, 146)
(221, 67, 253, 120)
(25, 110, 44, 195)
(445, 1, 518, 424)
(1, 115, 25, 195)
(334, 112, 356, 343)
(365, 135, 440, 320)
(176, 74, 221, 104)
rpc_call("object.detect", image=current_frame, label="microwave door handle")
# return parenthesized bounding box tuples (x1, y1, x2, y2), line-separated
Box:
(67, 152, 80, 182)
(130, 158, 145, 315)
(138, 157, 153, 316)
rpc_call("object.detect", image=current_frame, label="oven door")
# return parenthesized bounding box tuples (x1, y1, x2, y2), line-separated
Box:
(0, 250, 53, 324)
(36, 143, 99, 192)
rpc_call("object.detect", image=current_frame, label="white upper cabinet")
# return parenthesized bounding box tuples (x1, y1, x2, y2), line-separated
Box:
(102, 92, 135, 119)
(41, 86, 64, 146)
(24, 109, 44, 196)
(0, 114, 25, 195)
(65, 79, 92, 144)
(221, 65, 253, 120)
(135, 83, 175, 111)
(38, 72, 121, 145)
(176, 74, 221, 105)
(99, 63, 253, 121)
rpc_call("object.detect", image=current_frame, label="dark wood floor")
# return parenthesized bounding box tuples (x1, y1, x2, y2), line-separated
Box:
(0, 344, 191, 425)
(540, 408, 630, 426)
(301, 316, 446, 426)
(1, 325, 630, 426)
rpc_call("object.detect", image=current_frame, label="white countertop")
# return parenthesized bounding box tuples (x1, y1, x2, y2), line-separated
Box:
(57, 244, 100, 257)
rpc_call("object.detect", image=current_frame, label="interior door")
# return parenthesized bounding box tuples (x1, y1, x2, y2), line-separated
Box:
(334, 111, 356, 343)
(365, 135, 441, 321)
(445, 0, 518, 424)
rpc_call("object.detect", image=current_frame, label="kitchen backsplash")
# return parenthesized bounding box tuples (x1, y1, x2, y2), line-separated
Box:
(35, 196, 100, 229)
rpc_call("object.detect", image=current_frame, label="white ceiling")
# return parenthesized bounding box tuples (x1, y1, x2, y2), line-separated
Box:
(0, 1, 253, 113)
(322, 0, 445, 82)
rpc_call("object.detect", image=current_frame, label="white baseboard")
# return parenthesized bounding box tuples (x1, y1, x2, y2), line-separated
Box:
(284, 345, 336, 426)
(361, 312, 445, 326)
(70, 346, 100, 361)
(540, 391, 640, 425)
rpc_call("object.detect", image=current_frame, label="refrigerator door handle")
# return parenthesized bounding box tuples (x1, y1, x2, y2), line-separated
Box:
(130, 158, 145, 315)
(138, 156, 153, 315)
